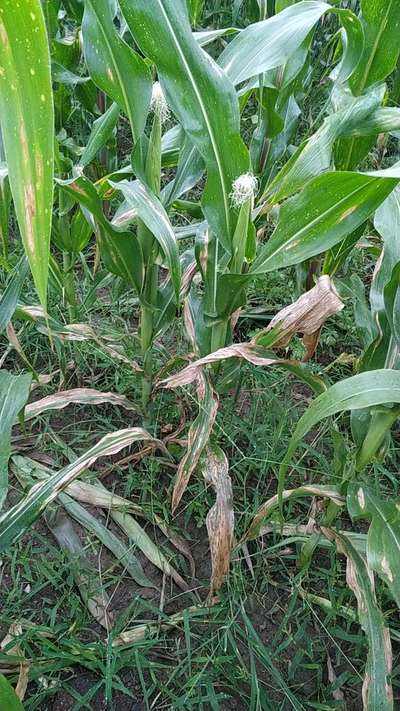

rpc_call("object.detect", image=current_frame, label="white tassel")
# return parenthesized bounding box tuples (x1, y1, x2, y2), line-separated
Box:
(230, 172, 257, 208)
(150, 81, 170, 123)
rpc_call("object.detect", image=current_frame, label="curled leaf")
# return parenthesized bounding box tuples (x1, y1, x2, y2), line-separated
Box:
(261, 275, 344, 359)
(244, 485, 344, 541)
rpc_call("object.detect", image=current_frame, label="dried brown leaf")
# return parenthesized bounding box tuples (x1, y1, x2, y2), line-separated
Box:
(160, 343, 283, 389)
(24, 387, 137, 420)
(327, 653, 345, 703)
(201, 446, 234, 595)
(266, 275, 344, 359)
(160, 276, 343, 389)
(0, 623, 30, 700)
(171, 374, 218, 512)
(39, 322, 142, 372)
(244, 486, 344, 541)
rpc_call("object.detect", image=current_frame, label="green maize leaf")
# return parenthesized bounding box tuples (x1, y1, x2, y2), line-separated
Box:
(278, 370, 400, 504)
(57, 494, 156, 589)
(57, 176, 143, 291)
(119, 0, 249, 251)
(384, 263, 400, 348)
(266, 85, 380, 203)
(52, 62, 91, 86)
(69, 208, 93, 255)
(187, 0, 204, 25)
(0, 0, 54, 308)
(251, 168, 400, 275)
(323, 224, 366, 277)
(339, 274, 377, 349)
(162, 137, 204, 208)
(0, 370, 32, 511)
(0, 427, 158, 553)
(324, 529, 393, 711)
(110, 179, 181, 300)
(354, 187, 400, 374)
(266, 84, 400, 204)
(219, 1, 362, 87)
(161, 125, 183, 168)
(194, 28, 238, 47)
(82, 0, 151, 143)
(348, 482, 400, 609)
(79, 102, 120, 168)
(350, 0, 400, 95)
(373, 187, 400, 316)
(0, 256, 29, 333)
(337, 0, 400, 170)
(0, 675, 24, 711)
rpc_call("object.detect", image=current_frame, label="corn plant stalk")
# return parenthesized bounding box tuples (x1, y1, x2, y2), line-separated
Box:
(138, 106, 162, 409)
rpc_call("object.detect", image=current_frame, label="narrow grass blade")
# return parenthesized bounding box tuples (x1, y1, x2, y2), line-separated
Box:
(0, 0, 54, 307)
(113, 602, 217, 648)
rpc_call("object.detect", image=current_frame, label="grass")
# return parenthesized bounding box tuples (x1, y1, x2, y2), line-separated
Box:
(2, 3, 400, 707)
(2, 269, 400, 709)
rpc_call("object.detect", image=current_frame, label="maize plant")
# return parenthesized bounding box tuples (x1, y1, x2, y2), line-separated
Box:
(1, 0, 400, 707)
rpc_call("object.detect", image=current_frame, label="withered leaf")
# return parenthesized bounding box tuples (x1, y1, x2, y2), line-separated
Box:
(201, 445, 234, 595)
